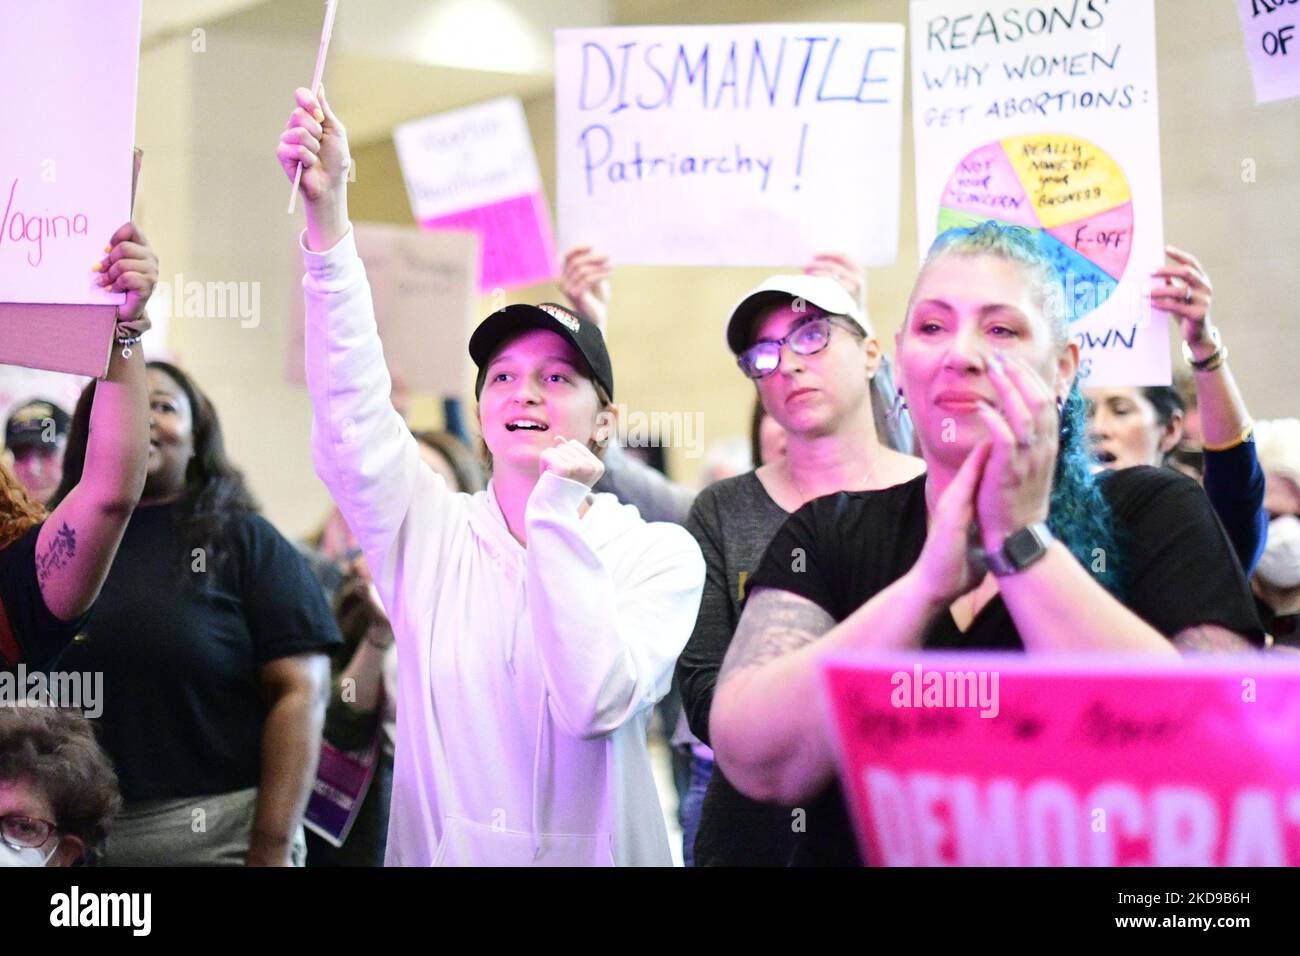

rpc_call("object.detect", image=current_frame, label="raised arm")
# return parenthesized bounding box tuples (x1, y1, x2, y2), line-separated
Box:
(279, 86, 455, 613)
(39, 223, 153, 621)
(1154, 246, 1266, 572)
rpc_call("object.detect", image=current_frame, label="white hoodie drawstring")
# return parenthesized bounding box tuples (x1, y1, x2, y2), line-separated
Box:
(531, 691, 547, 860)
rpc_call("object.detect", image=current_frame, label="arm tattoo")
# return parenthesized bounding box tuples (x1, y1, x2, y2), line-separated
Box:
(1172, 624, 1256, 654)
(36, 523, 78, 589)
(718, 587, 835, 685)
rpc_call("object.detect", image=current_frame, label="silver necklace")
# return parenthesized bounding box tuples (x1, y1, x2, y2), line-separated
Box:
(786, 457, 881, 506)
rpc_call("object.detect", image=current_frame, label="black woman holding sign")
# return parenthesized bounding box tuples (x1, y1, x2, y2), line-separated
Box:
(0, 222, 153, 671)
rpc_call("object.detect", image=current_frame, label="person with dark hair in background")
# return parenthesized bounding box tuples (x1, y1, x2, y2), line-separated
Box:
(53, 361, 341, 866)
(1086, 247, 1266, 574)
(0, 223, 154, 670)
(710, 223, 1265, 865)
(0, 707, 121, 866)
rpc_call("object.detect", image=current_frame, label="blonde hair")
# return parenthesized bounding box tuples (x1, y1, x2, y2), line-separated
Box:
(0, 460, 45, 551)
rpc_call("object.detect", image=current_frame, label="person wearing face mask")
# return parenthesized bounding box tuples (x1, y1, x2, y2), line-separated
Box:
(0, 707, 121, 867)
(279, 86, 704, 866)
(709, 222, 1266, 865)
(1253, 419, 1300, 644)
(52, 362, 342, 866)
(1086, 248, 1267, 574)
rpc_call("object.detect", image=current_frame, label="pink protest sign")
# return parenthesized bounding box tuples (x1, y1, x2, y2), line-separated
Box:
(1237, 0, 1300, 103)
(822, 653, 1300, 866)
(0, 3, 142, 376)
(417, 191, 555, 295)
(394, 98, 556, 293)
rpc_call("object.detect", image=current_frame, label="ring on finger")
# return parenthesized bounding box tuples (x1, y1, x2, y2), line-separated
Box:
(1183, 284, 1194, 303)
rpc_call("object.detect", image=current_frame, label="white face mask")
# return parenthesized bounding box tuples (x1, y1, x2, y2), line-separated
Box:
(0, 837, 58, 867)
(1257, 514, 1300, 589)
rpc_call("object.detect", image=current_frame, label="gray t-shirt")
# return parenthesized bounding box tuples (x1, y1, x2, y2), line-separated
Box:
(674, 470, 799, 866)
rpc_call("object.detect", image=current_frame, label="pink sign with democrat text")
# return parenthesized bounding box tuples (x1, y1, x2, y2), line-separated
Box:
(822, 653, 1300, 866)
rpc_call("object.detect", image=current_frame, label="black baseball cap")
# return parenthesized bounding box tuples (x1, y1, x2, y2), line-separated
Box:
(469, 303, 614, 400)
(5, 399, 71, 452)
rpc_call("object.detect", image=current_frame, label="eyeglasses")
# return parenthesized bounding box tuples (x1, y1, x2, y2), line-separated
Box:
(0, 814, 58, 850)
(737, 316, 858, 380)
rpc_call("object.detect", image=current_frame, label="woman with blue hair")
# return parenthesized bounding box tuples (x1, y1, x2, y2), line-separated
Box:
(708, 221, 1266, 865)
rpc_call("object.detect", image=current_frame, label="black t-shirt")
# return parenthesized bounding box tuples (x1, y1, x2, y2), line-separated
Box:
(746, 466, 1266, 865)
(0, 524, 88, 669)
(56, 502, 342, 801)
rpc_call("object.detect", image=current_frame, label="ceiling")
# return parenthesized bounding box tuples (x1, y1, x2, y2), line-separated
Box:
(143, 0, 617, 144)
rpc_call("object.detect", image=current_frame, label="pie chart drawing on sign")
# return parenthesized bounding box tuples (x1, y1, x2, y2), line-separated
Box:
(938, 135, 1133, 324)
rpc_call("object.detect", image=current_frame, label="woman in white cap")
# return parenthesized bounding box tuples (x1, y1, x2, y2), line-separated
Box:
(670, 265, 924, 866)
(278, 86, 704, 866)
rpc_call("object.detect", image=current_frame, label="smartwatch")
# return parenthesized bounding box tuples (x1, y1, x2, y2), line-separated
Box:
(984, 523, 1054, 577)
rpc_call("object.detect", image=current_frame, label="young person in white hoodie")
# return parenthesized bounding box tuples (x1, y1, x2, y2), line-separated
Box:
(276, 86, 705, 866)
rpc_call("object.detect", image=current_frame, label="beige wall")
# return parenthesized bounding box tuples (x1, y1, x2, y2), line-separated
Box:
(138, 0, 1299, 539)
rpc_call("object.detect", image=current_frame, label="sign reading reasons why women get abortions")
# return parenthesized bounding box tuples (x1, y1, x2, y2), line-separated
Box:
(911, 0, 1166, 386)
(394, 98, 555, 293)
(555, 24, 905, 267)
(822, 653, 1300, 866)
(289, 223, 478, 395)
(0, 2, 142, 376)
(1237, 0, 1300, 103)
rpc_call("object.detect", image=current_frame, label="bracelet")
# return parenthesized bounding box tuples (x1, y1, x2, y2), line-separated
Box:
(115, 333, 141, 359)
(1202, 421, 1254, 453)
(1181, 327, 1224, 371)
(1191, 345, 1228, 373)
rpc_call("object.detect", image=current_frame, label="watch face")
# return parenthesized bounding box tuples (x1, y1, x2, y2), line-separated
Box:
(1005, 527, 1046, 567)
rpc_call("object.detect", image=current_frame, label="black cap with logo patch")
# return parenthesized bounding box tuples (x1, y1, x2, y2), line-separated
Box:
(469, 303, 614, 400)
(5, 399, 71, 452)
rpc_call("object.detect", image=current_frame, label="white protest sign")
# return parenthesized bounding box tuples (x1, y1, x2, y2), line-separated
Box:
(555, 23, 905, 267)
(290, 223, 478, 396)
(0, 2, 140, 307)
(394, 97, 554, 293)
(1236, 0, 1300, 103)
(911, 0, 1166, 386)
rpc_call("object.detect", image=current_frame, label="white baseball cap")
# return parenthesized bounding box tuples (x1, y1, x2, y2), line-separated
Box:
(724, 275, 871, 355)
